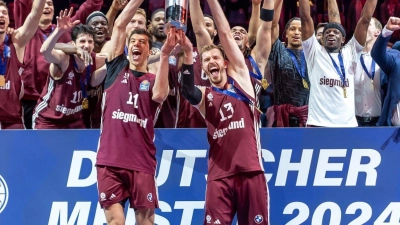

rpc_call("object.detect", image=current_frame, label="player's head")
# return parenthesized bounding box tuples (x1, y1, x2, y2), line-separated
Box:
(71, 24, 96, 53)
(128, 29, 152, 67)
(126, 8, 147, 38)
(230, 26, 249, 52)
(204, 14, 218, 41)
(366, 17, 382, 44)
(0, 1, 9, 34)
(201, 44, 228, 86)
(284, 17, 302, 49)
(323, 22, 346, 52)
(315, 22, 327, 43)
(148, 8, 166, 41)
(40, 0, 54, 26)
(87, 11, 109, 45)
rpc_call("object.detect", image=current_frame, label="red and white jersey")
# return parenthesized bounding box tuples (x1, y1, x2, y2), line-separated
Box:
(204, 76, 263, 181)
(96, 55, 161, 175)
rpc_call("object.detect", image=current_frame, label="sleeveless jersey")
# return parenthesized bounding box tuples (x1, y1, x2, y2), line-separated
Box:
(205, 76, 264, 181)
(0, 38, 25, 124)
(96, 55, 161, 174)
(33, 53, 96, 127)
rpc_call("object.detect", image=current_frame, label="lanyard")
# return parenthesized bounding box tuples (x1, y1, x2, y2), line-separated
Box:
(73, 60, 91, 99)
(328, 52, 346, 86)
(247, 55, 263, 80)
(43, 26, 55, 40)
(286, 49, 307, 80)
(212, 77, 257, 110)
(0, 35, 10, 75)
(124, 46, 128, 56)
(360, 55, 376, 80)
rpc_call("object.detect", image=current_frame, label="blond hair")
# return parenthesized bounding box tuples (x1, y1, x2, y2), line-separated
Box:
(200, 44, 226, 62)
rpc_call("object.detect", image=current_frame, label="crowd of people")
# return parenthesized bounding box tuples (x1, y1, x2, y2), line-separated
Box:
(0, 0, 399, 129)
(2, 0, 400, 224)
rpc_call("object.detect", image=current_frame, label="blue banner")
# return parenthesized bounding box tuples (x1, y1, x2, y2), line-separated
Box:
(0, 128, 400, 225)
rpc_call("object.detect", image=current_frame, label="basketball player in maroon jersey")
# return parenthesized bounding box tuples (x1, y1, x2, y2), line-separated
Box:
(32, 8, 107, 129)
(95, 0, 181, 224)
(0, 0, 47, 129)
(181, 0, 274, 224)
(14, 0, 102, 129)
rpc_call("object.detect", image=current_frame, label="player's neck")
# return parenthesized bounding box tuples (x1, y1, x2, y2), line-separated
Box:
(129, 63, 148, 73)
(94, 41, 106, 53)
(0, 32, 6, 44)
(363, 39, 376, 53)
(39, 20, 52, 30)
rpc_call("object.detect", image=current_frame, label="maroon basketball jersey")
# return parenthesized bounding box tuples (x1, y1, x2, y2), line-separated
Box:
(21, 26, 72, 101)
(176, 47, 211, 128)
(0, 39, 24, 124)
(204, 76, 263, 181)
(33, 53, 96, 128)
(96, 55, 161, 174)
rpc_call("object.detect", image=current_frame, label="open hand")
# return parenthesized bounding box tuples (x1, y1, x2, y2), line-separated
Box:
(56, 7, 80, 31)
(77, 48, 93, 67)
(387, 17, 400, 31)
(161, 27, 180, 55)
(177, 30, 193, 53)
(112, 0, 127, 10)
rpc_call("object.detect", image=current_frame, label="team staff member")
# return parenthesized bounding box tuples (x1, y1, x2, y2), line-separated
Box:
(0, 0, 47, 129)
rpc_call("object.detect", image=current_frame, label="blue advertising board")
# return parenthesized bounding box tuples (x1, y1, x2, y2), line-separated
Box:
(0, 128, 400, 225)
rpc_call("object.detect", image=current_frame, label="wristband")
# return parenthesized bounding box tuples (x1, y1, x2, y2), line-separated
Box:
(260, 8, 274, 22)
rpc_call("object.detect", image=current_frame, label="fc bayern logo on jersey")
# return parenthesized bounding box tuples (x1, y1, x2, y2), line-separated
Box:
(0, 175, 9, 213)
(147, 193, 153, 202)
(140, 80, 150, 91)
(254, 215, 263, 224)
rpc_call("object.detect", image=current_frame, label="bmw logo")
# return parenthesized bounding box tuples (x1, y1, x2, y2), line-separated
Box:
(0, 175, 9, 213)
(254, 214, 263, 224)
(147, 193, 153, 202)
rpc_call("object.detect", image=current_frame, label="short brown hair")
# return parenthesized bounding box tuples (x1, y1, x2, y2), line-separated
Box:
(372, 17, 383, 31)
(0, 1, 8, 11)
(136, 8, 147, 19)
(128, 28, 153, 51)
(200, 44, 226, 62)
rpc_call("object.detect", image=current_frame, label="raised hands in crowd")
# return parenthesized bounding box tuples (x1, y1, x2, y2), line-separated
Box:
(1, 0, 400, 130)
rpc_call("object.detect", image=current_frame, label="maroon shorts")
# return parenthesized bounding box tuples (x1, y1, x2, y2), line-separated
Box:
(0, 121, 24, 129)
(34, 118, 85, 129)
(96, 166, 159, 209)
(204, 171, 269, 225)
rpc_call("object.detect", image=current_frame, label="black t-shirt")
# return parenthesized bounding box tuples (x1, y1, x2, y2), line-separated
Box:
(269, 39, 309, 106)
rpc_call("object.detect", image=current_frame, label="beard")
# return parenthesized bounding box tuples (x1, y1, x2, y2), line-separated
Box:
(152, 27, 167, 40)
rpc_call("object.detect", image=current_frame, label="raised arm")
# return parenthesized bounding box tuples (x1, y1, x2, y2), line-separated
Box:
(71, 0, 103, 24)
(108, 0, 144, 62)
(13, 0, 46, 48)
(253, 0, 274, 78)
(248, 0, 261, 47)
(327, 0, 341, 23)
(13, 0, 31, 29)
(40, 9, 79, 78)
(371, 17, 400, 75)
(152, 28, 179, 104)
(105, 0, 126, 38)
(271, 0, 283, 44)
(206, 0, 248, 74)
(299, 0, 314, 40)
(353, 0, 378, 45)
(189, 0, 213, 48)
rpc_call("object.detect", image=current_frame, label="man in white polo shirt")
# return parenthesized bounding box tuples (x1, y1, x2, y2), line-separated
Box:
(354, 18, 385, 126)
(299, 0, 377, 127)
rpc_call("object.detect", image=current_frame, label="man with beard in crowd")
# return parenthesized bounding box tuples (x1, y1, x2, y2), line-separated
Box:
(14, 0, 102, 129)
(148, 8, 166, 54)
